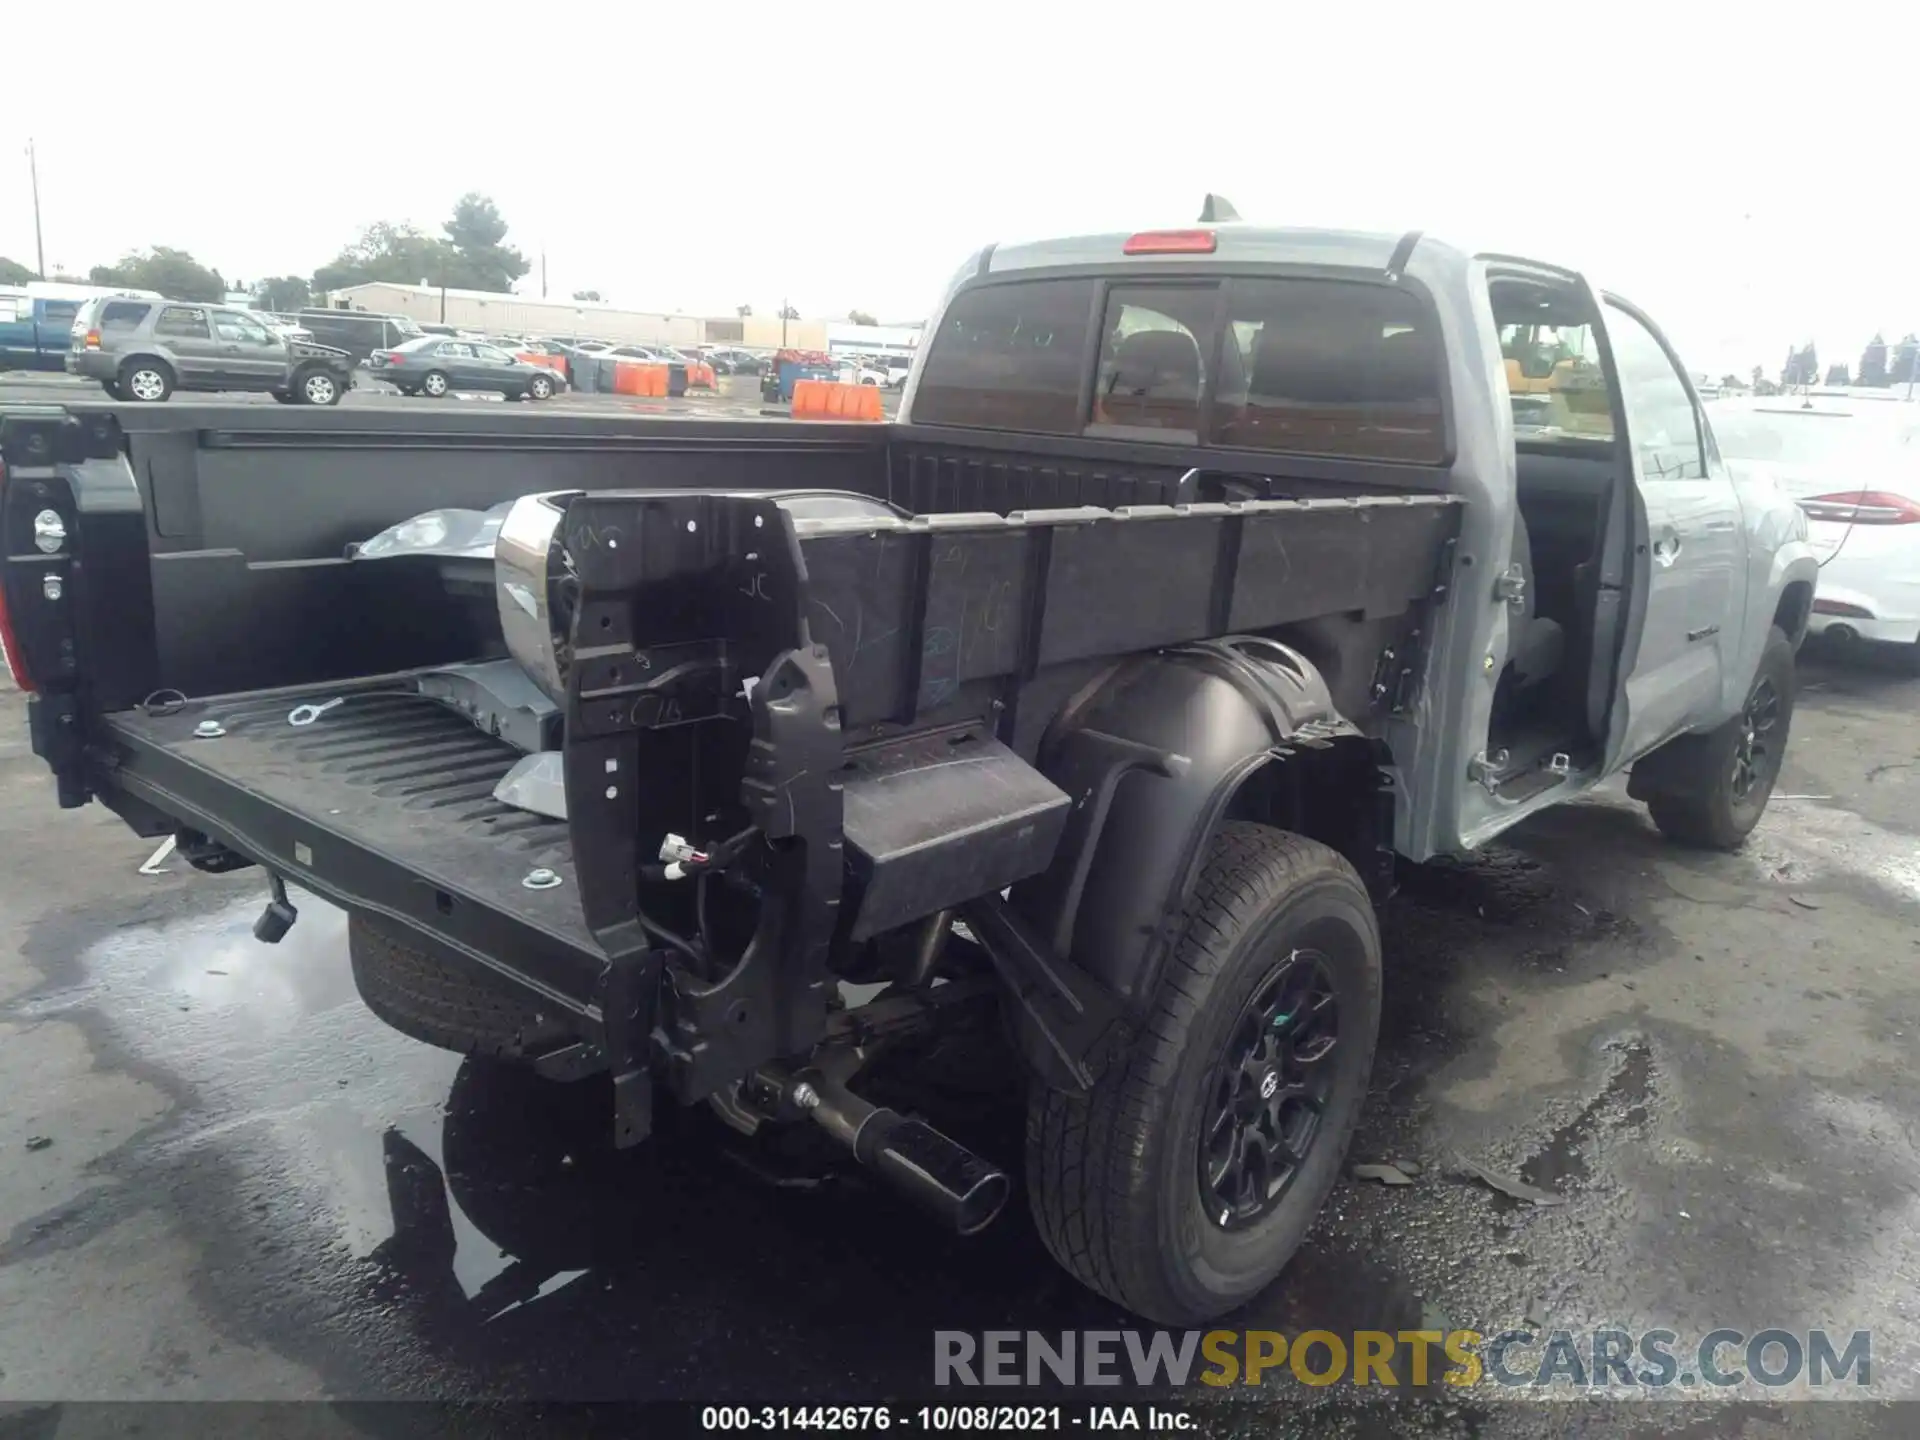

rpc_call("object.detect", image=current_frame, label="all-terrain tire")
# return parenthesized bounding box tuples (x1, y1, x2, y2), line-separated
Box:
(1026, 823, 1381, 1324)
(348, 913, 571, 1062)
(1643, 625, 1795, 850)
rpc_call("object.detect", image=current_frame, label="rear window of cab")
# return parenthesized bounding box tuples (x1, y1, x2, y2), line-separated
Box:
(911, 275, 1446, 464)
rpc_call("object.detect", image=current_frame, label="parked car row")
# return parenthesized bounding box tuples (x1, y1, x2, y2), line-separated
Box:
(837, 355, 912, 388)
(51, 293, 863, 407)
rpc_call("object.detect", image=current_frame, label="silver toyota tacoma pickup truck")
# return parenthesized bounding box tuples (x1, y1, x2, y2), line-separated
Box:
(1, 206, 1819, 1325)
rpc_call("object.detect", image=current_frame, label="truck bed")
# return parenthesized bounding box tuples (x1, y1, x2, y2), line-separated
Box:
(102, 683, 607, 1018)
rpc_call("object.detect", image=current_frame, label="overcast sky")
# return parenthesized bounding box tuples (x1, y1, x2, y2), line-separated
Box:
(7, 3, 1917, 375)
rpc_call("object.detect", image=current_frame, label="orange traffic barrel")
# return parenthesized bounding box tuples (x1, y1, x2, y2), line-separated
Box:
(792, 379, 883, 421)
(614, 362, 669, 397)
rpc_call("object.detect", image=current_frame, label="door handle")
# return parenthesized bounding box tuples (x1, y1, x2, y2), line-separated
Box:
(1652, 528, 1682, 566)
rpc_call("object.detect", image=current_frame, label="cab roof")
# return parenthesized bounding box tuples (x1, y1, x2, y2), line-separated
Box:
(981, 224, 1462, 280)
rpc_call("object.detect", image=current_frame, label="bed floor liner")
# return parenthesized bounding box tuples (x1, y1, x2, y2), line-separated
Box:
(102, 682, 601, 968)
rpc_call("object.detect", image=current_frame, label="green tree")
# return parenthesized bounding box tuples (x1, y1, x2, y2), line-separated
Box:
(1780, 343, 1820, 388)
(1890, 334, 1918, 386)
(736, 303, 753, 317)
(572, 289, 602, 302)
(778, 303, 800, 320)
(441, 192, 529, 293)
(848, 309, 878, 326)
(89, 247, 226, 301)
(1824, 362, 1850, 386)
(1858, 333, 1888, 386)
(312, 221, 460, 294)
(313, 196, 531, 297)
(253, 275, 311, 312)
(0, 256, 35, 285)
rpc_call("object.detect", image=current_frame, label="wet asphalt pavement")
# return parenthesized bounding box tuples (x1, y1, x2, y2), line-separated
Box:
(2, 642, 1919, 1437)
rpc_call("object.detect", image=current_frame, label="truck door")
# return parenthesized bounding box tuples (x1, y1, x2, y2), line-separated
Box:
(1600, 298, 1743, 763)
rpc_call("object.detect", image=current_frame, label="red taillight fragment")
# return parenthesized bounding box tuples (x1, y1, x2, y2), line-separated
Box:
(1123, 229, 1218, 255)
(0, 462, 32, 691)
(1800, 490, 1920, 524)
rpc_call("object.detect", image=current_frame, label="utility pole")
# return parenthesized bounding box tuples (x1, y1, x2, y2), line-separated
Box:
(781, 295, 789, 347)
(541, 248, 548, 299)
(26, 138, 46, 280)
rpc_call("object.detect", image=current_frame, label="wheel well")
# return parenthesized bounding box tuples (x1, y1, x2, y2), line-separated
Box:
(1774, 580, 1813, 647)
(119, 354, 171, 377)
(1221, 734, 1396, 900)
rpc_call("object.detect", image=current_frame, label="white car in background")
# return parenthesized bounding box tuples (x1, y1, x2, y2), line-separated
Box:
(257, 314, 313, 341)
(1711, 396, 1920, 667)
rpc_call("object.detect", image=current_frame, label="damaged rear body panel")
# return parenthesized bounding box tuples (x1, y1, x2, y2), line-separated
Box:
(77, 473, 1458, 1148)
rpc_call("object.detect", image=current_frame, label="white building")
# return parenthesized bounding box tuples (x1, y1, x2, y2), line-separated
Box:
(824, 321, 921, 361)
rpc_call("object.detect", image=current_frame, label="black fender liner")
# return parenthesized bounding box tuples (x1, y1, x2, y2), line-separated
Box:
(1011, 636, 1380, 1020)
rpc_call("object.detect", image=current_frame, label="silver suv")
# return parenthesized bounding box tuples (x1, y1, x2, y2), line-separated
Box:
(65, 298, 355, 405)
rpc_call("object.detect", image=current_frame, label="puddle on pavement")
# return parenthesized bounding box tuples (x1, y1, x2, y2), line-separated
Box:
(1513, 1037, 1654, 1200)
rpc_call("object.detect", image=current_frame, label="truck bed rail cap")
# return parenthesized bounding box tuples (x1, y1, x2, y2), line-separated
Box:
(785, 492, 1458, 539)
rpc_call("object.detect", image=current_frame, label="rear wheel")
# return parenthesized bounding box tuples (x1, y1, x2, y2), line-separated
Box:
(348, 913, 572, 1062)
(528, 372, 554, 400)
(119, 358, 174, 403)
(421, 370, 450, 398)
(1027, 824, 1381, 1324)
(1643, 625, 1796, 850)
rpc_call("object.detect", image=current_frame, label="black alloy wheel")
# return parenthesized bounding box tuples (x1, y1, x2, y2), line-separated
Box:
(1197, 947, 1340, 1229)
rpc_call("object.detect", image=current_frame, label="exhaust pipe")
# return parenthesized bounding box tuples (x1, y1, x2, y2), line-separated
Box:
(792, 1076, 1010, 1235)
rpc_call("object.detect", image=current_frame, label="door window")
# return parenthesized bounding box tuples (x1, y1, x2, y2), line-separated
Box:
(474, 344, 513, 362)
(154, 307, 211, 340)
(437, 342, 474, 358)
(212, 312, 274, 344)
(1498, 320, 1614, 440)
(1604, 304, 1705, 480)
